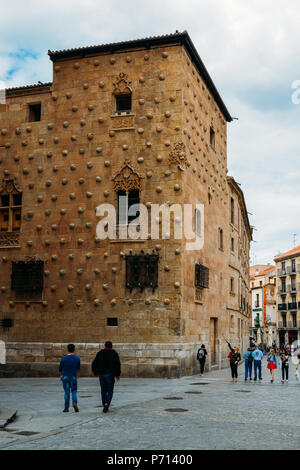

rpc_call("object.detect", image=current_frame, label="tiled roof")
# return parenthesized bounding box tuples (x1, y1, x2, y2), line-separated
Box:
(48, 31, 232, 122)
(274, 245, 300, 261)
(5, 82, 52, 93)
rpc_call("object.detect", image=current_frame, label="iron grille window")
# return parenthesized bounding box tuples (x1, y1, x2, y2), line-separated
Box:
(125, 250, 159, 293)
(107, 318, 118, 326)
(195, 264, 209, 288)
(11, 261, 44, 293)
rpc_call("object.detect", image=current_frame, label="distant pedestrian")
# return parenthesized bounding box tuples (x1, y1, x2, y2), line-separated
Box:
(252, 345, 264, 381)
(267, 348, 277, 383)
(243, 348, 253, 381)
(59, 344, 80, 413)
(92, 341, 121, 413)
(281, 350, 289, 383)
(295, 353, 300, 381)
(227, 342, 241, 382)
(197, 344, 207, 376)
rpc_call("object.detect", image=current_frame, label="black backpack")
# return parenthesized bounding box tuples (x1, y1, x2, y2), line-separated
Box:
(247, 352, 253, 363)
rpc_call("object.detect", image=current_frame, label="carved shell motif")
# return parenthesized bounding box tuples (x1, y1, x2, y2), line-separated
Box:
(112, 161, 142, 192)
(169, 142, 189, 168)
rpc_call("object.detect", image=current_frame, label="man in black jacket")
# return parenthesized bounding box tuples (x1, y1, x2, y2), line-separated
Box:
(92, 341, 121, 413)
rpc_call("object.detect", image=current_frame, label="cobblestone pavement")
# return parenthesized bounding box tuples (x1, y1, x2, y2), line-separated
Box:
(0, 358, 300, 450)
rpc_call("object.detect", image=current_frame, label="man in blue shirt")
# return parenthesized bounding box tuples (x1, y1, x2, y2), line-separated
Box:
(252, 345, 264, 381)
(59, 344, 80, 412)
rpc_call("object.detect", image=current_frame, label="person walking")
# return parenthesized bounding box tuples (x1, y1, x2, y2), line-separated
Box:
(59, 344, 80, 413)
(280, 350, 289, 383)
(243, 348, 253, 381)
(197, 344, 207, 376)
(267, 348, 277, 383)
(92, 341, 121, 413)
(252, 345, 264, 381)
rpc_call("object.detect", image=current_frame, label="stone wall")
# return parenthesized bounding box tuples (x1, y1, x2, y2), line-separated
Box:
(0, 342, 201, 378)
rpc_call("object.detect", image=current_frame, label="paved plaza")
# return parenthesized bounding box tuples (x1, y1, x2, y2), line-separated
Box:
(0, 358, 300, 450)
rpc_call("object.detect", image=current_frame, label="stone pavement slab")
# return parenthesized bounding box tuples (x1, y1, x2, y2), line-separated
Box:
(0, 358, 300, 449)
(0, 408, 17, 428)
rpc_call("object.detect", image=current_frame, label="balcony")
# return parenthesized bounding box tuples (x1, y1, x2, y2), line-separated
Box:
(277, 269, 287, 277)
(288, 302, 298, 311)
(278, 303, 287, 311)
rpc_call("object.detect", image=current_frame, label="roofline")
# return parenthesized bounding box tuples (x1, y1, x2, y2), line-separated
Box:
(274, 249, 300, 262)
(5, 82, 52, 97)
(48, 31, 232, 122)
(227, 176, 253, 240)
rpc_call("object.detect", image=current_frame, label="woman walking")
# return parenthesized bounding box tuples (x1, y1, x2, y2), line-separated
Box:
(281, 350, 289, 383)
(266, 348, 277, 383)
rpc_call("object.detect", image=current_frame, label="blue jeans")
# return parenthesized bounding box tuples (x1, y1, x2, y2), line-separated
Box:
(245, 361, 253, 379)
(254, 360, 262, 380)
(62, 376, 77, 409)
(99, 374, 115, 406)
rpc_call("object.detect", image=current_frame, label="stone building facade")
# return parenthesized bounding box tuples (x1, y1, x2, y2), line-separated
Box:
(0, 32, 252, 377)
(275, 245, 300, 348)
(249, 265, 277, 346)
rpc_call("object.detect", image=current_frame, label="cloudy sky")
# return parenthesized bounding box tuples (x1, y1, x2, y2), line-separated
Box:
(1, 0, 299, 265)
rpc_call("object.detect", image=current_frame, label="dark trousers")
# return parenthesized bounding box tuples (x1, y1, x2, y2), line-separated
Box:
(245, 361, 253, 379)
(199, 359, 206, 374)
(282, 364, 289, 380)
(99, 374, 115, 406)
(230, 362, 238, 378)
(254, 360, 262, 380)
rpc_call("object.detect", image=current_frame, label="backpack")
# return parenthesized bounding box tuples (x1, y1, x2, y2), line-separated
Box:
(247, 352, 253, 363)
(197, 349, 205, 360)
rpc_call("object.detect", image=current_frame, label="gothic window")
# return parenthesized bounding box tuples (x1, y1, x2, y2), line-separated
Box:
(0, 180, 22, 232)
(117, 189, 140, 224)
(115, 94, 132, 113)
(11, 260, 44, 294)
(195, 264, 209, 289)
(113, 72, 132, 114)
(125, 251, 159, 293)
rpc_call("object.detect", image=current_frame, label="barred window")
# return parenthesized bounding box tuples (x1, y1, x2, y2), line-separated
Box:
(11, 260, 44, 293)
(195, 264, 209, 288)
(125, 250, 159, 293)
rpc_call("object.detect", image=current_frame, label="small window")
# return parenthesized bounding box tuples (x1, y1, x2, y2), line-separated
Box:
(195, 208, 201, 235)
(13, 194, 22, 206)
(230, 198, 234, 224)
(218, 228, 223, 250)
(231, 237, 234, 252)
(1, 195, 9, 207)
(210, 127, 215, 149)
(107, 318, 118, 326)
(28, 103, 41, 122)
(195, 264, 209, 288)
(115, 94, 132, 113)
(1, 318, 13, 331)
(230, 277, 234, 293)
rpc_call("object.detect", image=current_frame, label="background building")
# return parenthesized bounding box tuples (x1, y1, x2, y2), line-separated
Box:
(275, 245, 300, 348)
(0, 32, 252, 377)
(250, 265, 276, 346)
